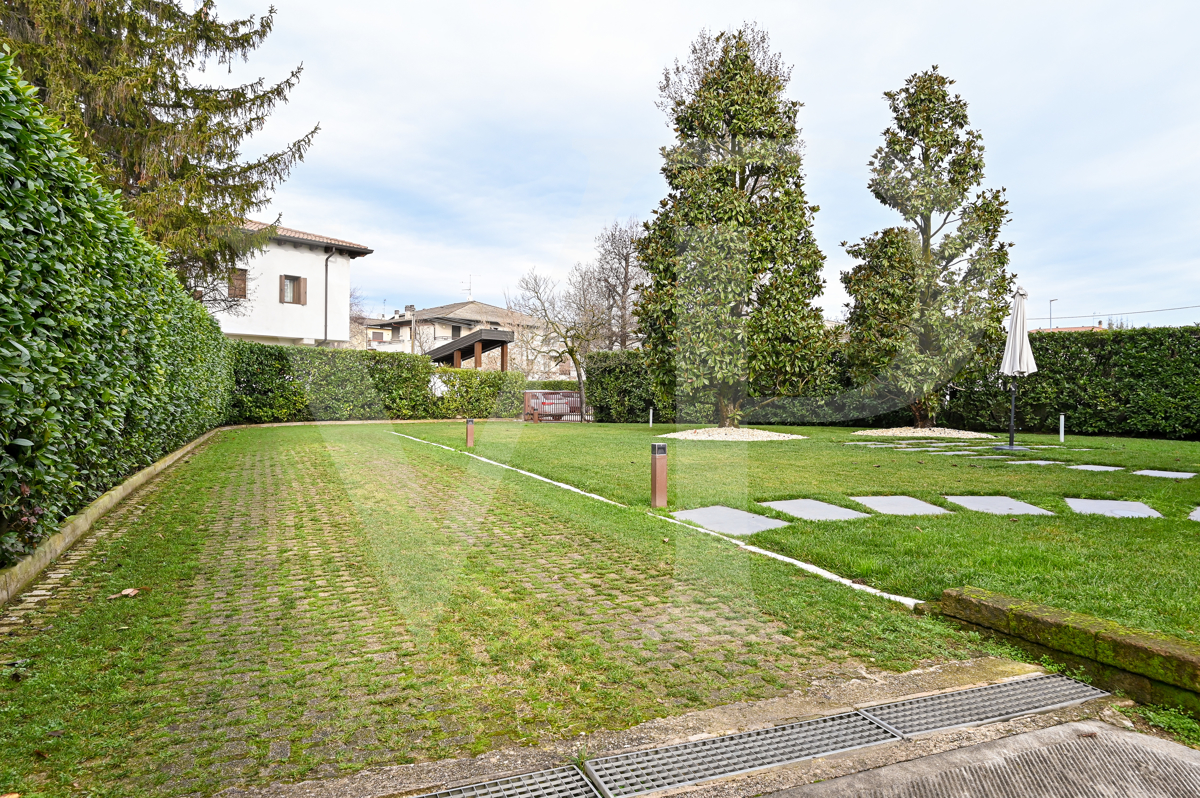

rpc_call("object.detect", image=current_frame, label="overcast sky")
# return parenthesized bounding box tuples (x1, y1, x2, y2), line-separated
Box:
(221, 0, 1200, 329)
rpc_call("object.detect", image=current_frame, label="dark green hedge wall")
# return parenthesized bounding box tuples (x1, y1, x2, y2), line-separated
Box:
(0, 54, 231, 565)
(433, 368, 526, 419)
(229, 343, 436, 423)
(584, 350, 675, 423)
(943, 328, 1200, 439)
(228, 343, 526, 423)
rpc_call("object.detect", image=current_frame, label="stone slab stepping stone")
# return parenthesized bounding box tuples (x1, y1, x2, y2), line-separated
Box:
(944, 496, 1053, 515)
(1006, 460, 1063, 465)
(1065, 498, 1162, 518)
(931, 451, 971, 455)
(1190, 507, 1200, 522)
(671, 506, 790, 536)
(970, 456, 1012, 460)
(1068, 465, 1123, 472)
(1133, 470, 1195, 479)
(761, 499, 870, 521)
(900, 447, 941, 452)
(849, 496, 951, 515)
(1069, 448, 1094, 451)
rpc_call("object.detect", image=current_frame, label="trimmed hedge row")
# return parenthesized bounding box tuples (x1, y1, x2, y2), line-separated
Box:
(943, 328, 1200, 439)
(584, 350, 673, 423)
(0, 54, 232, 566)
(228, 342, 527, 424)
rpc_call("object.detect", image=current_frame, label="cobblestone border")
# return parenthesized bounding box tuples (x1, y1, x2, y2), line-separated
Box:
(0, 418, 498, 607)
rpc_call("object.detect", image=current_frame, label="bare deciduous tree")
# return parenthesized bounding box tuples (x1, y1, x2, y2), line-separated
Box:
(594, 217, 647, 350)
(509, 266, 608, 420)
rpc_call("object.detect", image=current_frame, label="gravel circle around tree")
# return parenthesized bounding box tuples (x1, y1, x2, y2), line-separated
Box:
(850, 427, 997, 439)
(657, 428, 809, 441)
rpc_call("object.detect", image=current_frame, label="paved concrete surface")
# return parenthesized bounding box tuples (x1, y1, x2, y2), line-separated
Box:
(849, 496, 950, 516)
(1134, 469, 1196, 479)
(773, 719, 1200, 797)
(1065, 498, 1163, 518)
(1068, 464, 1123, 471)
(943, 496, 1053, 515)
(762, 499, 870, 521)
(671, 505, 790, 536)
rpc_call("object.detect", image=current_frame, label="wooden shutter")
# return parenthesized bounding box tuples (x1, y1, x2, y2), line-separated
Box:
(279, 274, 286, 303)
(299, 277, 308, 305)
(229, 269, 247, 299)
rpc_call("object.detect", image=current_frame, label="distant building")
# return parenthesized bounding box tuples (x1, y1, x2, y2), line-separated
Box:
(212, 221, 373, 346)
(363, 300, 577, 379)
(1038, 326, 1105, 332)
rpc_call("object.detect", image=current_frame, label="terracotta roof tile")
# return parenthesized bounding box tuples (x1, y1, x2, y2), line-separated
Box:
(244, 220, 372, 253)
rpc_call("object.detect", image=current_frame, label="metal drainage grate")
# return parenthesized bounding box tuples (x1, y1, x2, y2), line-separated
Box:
(857, 674, 1108, 738)
(583, 712, 897, 798)
(412, 766, 601, 798)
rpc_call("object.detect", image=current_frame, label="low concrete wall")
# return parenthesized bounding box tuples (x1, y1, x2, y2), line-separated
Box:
(0, 428, 221, 606)
(932, 586, 1200, 716)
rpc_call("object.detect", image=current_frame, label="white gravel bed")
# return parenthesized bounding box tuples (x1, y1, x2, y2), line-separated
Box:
(656, 427, 807, 442)
(850, 427, 995, 439)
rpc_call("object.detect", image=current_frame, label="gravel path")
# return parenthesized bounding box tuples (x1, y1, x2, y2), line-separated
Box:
(657, 428, 808, 442)
(850, 427, 996, 439)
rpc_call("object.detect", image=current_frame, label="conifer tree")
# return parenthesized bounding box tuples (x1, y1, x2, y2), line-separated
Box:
(636, 25, 832, 427)
(2, 0, 316, 308)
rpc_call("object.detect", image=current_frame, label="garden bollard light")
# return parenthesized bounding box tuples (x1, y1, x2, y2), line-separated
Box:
(466, 419, 475, 448)
(650, 407, 654, 428)
(651, 443, 668, 508)
(1059, 414, 1065, 443)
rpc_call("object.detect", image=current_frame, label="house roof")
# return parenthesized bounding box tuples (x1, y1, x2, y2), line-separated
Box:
(365, 300, 533, 329)
(427, 328, 515, 365)
(244, 220, 373, 257)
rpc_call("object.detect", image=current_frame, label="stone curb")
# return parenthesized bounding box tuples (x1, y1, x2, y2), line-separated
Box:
(0, 417, 498, 607)
(935, 586, 1200, 714)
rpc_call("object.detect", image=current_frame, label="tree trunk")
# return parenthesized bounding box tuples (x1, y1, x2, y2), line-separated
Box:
(909, 395, 937, 428)
(572, 353, 588, 423)
(716, 386, 741, 428)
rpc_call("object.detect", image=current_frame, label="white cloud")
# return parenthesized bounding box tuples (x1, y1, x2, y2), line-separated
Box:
(218, 0, 1200, 324)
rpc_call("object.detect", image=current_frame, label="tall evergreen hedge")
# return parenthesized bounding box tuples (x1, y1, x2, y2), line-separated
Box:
(0, 53, 231, 565)
(944, 328, 1200, 439)
(584, 350, 672, 423)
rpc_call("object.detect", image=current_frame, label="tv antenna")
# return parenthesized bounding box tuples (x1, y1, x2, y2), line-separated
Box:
(463, 275, 473, 302)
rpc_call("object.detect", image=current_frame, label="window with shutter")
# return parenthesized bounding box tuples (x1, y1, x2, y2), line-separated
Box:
(229, 269, 248, 299)
(281, 275, 302, 304)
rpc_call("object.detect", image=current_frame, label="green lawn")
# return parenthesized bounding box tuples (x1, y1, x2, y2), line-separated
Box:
(0, 424, 977, 797)
(401, 421, 1200, 642)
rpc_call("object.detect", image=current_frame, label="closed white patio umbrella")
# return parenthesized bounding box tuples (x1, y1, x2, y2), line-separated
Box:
(995, 286, 1037, 451)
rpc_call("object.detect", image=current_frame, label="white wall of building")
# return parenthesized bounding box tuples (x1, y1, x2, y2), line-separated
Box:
(214, 241, 353, 345)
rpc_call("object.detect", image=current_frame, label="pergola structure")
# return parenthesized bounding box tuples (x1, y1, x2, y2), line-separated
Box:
(427, 328, 514, 370)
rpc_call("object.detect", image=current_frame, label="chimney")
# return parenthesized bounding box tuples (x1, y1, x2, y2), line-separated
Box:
(405, 304, 416, 319)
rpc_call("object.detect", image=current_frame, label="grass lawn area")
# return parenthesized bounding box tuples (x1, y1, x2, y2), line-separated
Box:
(0, 424, 978, 797)
(404, 421, 1200, 643)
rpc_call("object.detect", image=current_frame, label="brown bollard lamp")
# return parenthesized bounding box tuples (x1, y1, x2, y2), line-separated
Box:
(466, 419, 475, 448)
(651, 442, 667, 509)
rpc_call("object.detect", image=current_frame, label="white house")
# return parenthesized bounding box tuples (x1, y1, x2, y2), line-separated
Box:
(213, 221, 373, 346)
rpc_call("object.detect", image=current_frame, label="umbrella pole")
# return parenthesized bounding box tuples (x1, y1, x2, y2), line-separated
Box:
(1009, 381, 1017, 447)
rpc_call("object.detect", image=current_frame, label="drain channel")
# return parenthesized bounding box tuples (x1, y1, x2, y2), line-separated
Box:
(856, 673, 1108, 737)
(412, 766, 600, 798)
(413, 675, 1107, 798)
(582, 712, 896, 798)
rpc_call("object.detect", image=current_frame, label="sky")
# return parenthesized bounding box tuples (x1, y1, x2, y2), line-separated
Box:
(219, 0, 1200, 329)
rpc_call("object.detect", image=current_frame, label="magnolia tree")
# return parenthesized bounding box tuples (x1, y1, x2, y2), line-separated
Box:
(636, 26, 833, 427)
(841, 67, 1014, 427)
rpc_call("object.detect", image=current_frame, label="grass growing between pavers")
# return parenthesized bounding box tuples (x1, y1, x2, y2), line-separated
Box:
(1, 424, 980, 798)
(402, 421, 1200, 643)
